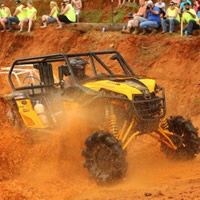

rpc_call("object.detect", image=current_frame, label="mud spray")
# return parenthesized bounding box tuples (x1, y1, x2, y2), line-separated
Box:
(0, 102, 97, 199)
(0, 97, 199, 200)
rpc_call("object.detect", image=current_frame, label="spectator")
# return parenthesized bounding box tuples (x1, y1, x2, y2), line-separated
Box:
(40, 1, 59, 28)
(161, 1, 180, 33)
(155, 0, 166, 10)
(182, 2, 199, 36)
(121, 0, 146, 34)
(0, 3, 11, 32)
(139, 0, 161, 35)
(7, 0, 27, 32)
(71, 0, 82, 22)
(173, 0, 181, 7)
(194, 0, 200, 16)
(180, 0, 192, 12)
(56, 0, 76, 29)
(155, 0, 166, 17)
(19, 1, 37, 32)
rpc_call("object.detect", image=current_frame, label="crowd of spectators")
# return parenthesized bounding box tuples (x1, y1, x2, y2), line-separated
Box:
(0, 0, 200, 36)
(0, 0, 82, 32)
(121, 0, 200, 36)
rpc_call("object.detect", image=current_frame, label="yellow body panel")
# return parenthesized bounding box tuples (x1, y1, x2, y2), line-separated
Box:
(16, 99, 46, 129)
(83, 79, 156, 100)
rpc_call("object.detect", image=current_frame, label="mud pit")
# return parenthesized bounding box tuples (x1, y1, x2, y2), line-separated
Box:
(0, 29, 200, 200)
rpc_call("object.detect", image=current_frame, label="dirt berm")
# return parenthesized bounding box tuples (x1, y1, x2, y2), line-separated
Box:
(0, 27, 200, 200)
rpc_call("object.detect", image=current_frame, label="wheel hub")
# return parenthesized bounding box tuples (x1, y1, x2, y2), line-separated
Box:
(96, 144, 114, 172)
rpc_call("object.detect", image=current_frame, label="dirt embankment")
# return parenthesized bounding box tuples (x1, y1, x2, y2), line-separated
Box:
(0, 28, 200, 200)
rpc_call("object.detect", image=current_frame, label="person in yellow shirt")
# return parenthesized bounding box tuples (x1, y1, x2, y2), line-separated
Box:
(19, 1, 37, 32)
(7, 0, 26, 32)
(0, 3, 11, 32)
(40, 1, 59, 28)
(161, 1, 180, 33)
(182, 2, 199, 36)
(56, 0, 76, 29)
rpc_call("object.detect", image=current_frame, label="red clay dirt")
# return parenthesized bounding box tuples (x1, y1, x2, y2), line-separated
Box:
(0, 28, 200, 200)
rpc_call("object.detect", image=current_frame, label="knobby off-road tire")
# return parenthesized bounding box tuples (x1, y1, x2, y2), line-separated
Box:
(160, 116, 200, 160)
(82, 131, 128, 184)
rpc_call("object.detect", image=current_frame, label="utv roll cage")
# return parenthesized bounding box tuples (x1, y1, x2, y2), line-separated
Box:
(8, 50, 136, 91)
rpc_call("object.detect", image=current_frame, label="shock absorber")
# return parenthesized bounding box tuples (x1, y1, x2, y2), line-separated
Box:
(109, 105, 118, 137)
(160, 117, 169, 130)
(159, 109, 168, 130)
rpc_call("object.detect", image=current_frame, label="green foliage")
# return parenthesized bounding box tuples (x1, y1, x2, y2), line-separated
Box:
(80, 9, 103, 23)
(102, 3, 138, 24)
(114, 9, 126, 24)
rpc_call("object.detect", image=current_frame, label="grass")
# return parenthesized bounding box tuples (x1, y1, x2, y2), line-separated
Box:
(81, 2, 139, 24)
(111, 3, 139, 24)
(80, 9, 103, 23)
(102, 8, 126, 24)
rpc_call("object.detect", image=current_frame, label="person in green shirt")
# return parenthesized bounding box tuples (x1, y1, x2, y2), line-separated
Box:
(7, 0, 26, 32)
(182, 2, 199, 36)
(19, 1, 37, 32)
(56, 0, 76, 29)
(40, 1, 59, 28)
(0, 3, 11, 32)
(161, 1, 180, 33)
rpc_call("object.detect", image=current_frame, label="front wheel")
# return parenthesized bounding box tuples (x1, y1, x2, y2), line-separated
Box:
(82, 131, 128, 184)
(160, 116, 200, 160)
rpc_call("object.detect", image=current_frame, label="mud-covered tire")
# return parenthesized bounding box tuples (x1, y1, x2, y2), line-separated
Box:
(82, 131, 128, 184)
(160, 116, 200, 160)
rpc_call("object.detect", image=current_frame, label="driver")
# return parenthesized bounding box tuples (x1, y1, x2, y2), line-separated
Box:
(64, 57, 88, 87)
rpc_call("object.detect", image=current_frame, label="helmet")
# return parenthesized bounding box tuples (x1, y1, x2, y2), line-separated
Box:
(70, 57, 88, 78)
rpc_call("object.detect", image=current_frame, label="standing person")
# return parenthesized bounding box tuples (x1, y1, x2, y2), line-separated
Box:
(161, 1, 180, 33)
(7, 0, 26, 32)
(121, 0, 146, 34)
(71, 0, 82, 22)
(174, 0, 181, 7)
(182, 2, 199, 36)
(19, 1, 37, 32)
(55, 0, 76, 29)
(0, 3, 11, 32)
(139, 0, 161, 35)
(194, 0, 200, 17)
(40, 1, 59, 28)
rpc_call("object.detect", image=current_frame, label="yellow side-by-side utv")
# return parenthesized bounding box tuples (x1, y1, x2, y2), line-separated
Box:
(3, 50, 200, 183)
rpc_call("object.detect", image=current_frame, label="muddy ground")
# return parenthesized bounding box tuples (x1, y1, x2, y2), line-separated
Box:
(0, 27, 200, 200)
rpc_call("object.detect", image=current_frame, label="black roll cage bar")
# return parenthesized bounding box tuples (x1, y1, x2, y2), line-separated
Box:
(8, 50, 136, 91)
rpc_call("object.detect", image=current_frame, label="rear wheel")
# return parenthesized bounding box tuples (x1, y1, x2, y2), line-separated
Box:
(160, 116, 200, 160)
(82, 131, 128, 184)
